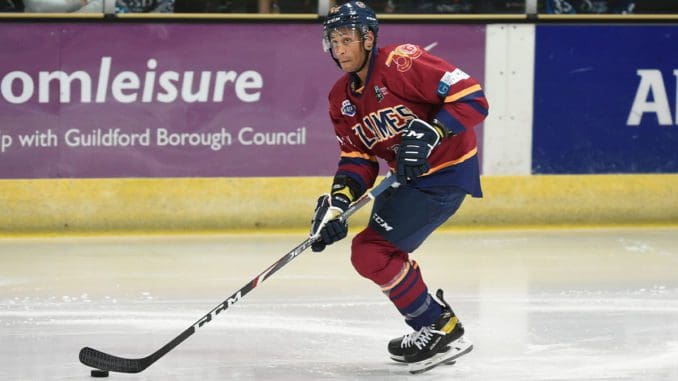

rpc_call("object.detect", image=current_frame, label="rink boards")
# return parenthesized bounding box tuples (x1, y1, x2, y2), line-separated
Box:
(0, 22, 677, 233)
(0, 175, 676, 234)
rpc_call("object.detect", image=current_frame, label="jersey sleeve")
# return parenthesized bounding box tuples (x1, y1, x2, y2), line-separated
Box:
(384, 44, 489, 135)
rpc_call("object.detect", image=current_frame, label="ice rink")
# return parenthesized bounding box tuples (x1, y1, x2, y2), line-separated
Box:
(1, 227, 677, 380)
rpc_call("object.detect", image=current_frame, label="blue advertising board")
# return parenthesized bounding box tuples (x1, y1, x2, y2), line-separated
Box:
(533, 25, 678, 174)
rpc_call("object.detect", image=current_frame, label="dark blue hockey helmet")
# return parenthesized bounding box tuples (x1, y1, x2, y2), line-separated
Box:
(322, 1, 379, 53)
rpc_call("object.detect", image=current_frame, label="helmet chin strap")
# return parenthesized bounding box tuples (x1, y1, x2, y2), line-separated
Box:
(352, 46, 372, 76)
(348, 36, 375, 86)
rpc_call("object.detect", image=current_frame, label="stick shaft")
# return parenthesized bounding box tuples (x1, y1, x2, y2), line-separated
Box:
(79, 175, 397, 373)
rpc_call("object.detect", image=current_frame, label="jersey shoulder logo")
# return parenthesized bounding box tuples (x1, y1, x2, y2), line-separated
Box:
(341, 99, 356, 117)
(385, 44, 423, 72)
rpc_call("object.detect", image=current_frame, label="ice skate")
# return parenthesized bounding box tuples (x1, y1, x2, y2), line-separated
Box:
(388, 335, 457, 366)
(387, 289, 472, 373)
(388, 332, 456, 366)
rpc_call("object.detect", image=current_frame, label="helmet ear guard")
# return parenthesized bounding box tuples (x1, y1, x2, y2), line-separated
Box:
(363, 33, 374, 50)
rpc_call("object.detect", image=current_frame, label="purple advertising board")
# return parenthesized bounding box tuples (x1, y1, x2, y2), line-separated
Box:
(0, 22, 485, 178)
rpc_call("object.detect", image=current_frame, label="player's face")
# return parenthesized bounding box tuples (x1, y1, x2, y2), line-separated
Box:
(328, 28, 367, 73)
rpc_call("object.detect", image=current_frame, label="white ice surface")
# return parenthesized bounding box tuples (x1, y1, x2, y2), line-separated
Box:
(1, 228, 677, 380)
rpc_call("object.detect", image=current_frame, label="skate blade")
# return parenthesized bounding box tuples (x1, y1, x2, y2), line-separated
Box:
(391, 349, 456, 366)
(408, 337, 473, 374)
(392, 358, 456, 366)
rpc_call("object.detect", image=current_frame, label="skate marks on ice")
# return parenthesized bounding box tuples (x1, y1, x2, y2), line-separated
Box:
(0, 297, 464, 380)
(1, 228, 677, 380)
(5, 296, 676, 381)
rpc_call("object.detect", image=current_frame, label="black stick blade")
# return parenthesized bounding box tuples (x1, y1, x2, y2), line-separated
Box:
(79, 347, 148, 373)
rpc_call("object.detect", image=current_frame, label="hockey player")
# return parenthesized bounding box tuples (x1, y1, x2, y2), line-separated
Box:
(309, 0, 488, 374)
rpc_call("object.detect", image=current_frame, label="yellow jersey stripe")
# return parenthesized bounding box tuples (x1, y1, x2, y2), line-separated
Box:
(341, 151, 378, 161)
(444, 84, 483, 103)
(387, 147, 477, 174)
(425, 147, 478, 174)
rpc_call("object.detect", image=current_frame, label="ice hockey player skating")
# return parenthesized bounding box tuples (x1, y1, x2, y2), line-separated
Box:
(310, 0, 489, 374)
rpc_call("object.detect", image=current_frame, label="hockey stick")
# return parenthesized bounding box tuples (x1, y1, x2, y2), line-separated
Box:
(79, 174, 398, 374)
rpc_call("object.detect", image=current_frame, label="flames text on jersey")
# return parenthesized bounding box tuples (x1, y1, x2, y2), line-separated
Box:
(351, 105, 417, 148)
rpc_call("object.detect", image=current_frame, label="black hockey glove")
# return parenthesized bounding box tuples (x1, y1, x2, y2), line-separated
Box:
(310, 193, 350, 252)
(396, 119, 446, 183)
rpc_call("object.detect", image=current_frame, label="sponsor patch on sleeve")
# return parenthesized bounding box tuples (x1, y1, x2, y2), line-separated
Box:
(436, 69, 470, 97)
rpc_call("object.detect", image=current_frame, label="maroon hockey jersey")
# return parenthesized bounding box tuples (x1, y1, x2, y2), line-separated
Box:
(327, 43, 488, 197)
